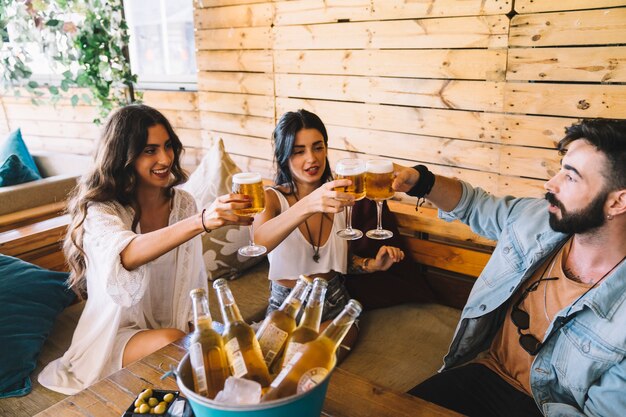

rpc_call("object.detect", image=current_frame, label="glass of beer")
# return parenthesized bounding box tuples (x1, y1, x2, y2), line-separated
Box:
(232, 172, 267, 257)
(334, 158, 366, 240)
(365, 159, 395, 240)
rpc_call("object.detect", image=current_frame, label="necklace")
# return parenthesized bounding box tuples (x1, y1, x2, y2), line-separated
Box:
(303, 214, 324, 263)
(536, 253, 626, 355)
(291, 186, 324, 263)
(543, 253, 559, 321)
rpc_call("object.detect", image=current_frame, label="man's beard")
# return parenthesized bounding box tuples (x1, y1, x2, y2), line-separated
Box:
(546, 191, 607, 234)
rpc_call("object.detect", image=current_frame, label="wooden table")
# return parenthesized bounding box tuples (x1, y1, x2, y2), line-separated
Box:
(36, 339, 463, 417)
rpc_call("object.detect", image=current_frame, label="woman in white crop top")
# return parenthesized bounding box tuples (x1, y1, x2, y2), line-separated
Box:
(254, 109, 405, 354)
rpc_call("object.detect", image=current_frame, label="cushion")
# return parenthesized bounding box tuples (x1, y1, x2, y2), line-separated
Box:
(0, 154, 41, 187)
(0, 255, 76, 398)
(344, 199, 436, 310)
(0, 129, 42, 178)
(181, 138, 263, 280)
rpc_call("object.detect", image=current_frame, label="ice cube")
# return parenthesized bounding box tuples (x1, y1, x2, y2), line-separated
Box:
(213, 376, 262, 405)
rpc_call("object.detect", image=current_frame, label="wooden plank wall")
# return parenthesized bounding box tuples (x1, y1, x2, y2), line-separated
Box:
(195, 0, 626, 200)
(1, 0, 624, 200)
(0, 90, 204, 169)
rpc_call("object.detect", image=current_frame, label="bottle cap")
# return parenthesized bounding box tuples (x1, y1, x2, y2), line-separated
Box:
(189, 288, 206, 297)
(212, 278, 228, 289)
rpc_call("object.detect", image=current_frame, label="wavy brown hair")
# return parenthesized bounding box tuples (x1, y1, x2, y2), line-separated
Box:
(64, 104, 188, 294)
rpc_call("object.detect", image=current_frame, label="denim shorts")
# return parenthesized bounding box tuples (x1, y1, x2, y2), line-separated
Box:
(267, 274, 351, 322)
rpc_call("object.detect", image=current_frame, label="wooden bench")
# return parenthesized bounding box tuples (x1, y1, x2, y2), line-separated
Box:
(389, 200, 494, 309)
(0, 207, 69, 272)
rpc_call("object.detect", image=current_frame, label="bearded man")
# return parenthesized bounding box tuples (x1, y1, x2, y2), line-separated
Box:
(393, 119, 626, 417)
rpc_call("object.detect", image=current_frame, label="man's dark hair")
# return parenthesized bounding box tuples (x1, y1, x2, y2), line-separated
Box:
(558, 119, 626, 191)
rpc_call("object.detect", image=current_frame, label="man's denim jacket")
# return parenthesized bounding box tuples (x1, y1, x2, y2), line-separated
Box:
(439, 181, 626, 417)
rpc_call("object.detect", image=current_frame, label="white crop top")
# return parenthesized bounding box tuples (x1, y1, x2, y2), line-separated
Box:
(267, 188, 348, 281)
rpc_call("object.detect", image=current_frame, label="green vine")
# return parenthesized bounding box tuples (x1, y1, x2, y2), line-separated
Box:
(0, 0, 141, 124)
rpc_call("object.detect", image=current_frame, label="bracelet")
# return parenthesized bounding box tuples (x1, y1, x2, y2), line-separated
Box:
(407, 165, 435, 211)
(201, 208, 211, 234)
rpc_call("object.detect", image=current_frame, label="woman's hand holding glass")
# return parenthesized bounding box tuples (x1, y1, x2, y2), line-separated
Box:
(303, 179, 354, 214)
(201, 193, 254, 231)
(231, 172, 267, 257)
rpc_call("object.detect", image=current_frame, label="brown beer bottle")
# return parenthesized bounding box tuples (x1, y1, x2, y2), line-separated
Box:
(256, 276, 311, 370)
(188, 288, 229, 398)
(213, 278, 271, 387)
(262, 299, 362, 402)
(280, 277, 328, 369)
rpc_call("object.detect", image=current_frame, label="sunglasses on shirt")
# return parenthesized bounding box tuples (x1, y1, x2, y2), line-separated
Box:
(510, 275, 559, 355)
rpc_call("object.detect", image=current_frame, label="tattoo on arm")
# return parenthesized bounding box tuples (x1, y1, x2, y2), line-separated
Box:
(348, 254, 370, 274)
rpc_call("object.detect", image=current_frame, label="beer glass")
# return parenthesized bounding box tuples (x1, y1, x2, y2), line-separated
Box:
(365, 159, 394, 240)
(232, 172, 266, 257)
(334, 158, 366, 240)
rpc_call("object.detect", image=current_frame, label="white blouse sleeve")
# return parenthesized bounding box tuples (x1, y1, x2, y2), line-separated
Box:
(83, 201, 148, 308)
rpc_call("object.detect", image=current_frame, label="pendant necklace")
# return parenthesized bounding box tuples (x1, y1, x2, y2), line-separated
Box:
(303, 215, 324, 263)
(292, 187, 324, 263)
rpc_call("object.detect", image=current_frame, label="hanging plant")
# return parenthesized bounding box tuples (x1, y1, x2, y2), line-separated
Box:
(0, 0, 141, 124)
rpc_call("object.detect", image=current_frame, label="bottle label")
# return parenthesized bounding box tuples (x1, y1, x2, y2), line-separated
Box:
(258, 323, 288, 366)
(270, 351, 302, 389)
(224, 337, 248, 378)
(282, 342, 304, 369)
(297, 367, 328, 393)
(189, 342, 208, 396)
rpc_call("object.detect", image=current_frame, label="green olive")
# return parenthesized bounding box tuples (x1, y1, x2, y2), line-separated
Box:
(153, 403, 167, 414)
(138, 403, 150, 414)
(148, 397, 159, 407)
(163, 393, 175, 403)
(140, 388, 153, 400)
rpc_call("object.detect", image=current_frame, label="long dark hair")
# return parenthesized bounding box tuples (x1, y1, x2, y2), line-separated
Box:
(559, 119, 626, 191)
(272, 109, 333, 192)
(64, 104, 187, 291)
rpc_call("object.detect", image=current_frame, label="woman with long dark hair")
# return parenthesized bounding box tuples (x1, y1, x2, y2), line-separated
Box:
(255, 109, 405, 352)
(39, 104, 252, 394)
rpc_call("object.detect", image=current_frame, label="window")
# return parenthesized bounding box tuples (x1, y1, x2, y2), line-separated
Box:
(1, 0, 197, 91)
(124, 0, 197, 90)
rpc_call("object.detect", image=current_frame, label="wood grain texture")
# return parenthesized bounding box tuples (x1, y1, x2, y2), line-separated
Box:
(274, 16, 508, 49)
(514, 0, 626, 14)
(510, 8, 626, 47)
(274, 0, 512, 25)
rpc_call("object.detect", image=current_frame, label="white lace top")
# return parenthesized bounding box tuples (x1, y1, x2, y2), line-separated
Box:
(266, 188, 348, 280)
(38, 189, 207, 395)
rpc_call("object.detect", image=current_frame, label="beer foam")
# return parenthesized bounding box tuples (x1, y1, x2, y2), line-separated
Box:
(335, 160, 365, 175)
(233, 172, 263, 184)
(366, 159, 393, 173)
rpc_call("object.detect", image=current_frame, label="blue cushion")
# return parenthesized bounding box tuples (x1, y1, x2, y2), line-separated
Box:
(0, 255, 76, 398)
(0, 154, 41, 187)
(0, 129, 41, 179)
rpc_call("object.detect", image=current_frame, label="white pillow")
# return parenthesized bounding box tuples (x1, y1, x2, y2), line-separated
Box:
(181, 138, 263, 280)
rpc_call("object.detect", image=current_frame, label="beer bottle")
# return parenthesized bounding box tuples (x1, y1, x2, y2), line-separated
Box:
(262, 299, 362, 401)
(188, 288, 229, 398)
(213, 278, 271, 387)
(256, 276, 311, 370)
(280, 277, 328, 369)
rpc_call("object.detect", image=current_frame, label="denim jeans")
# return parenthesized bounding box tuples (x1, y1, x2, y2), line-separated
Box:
(267, 274, 351, 322)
